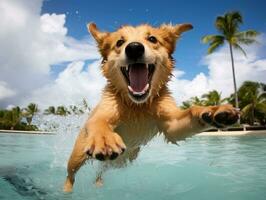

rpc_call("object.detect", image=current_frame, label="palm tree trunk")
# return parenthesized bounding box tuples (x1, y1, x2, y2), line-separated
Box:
(229, 43, 239, 109)
(251, 103, 255, 125)
(229, 43, 241, 125)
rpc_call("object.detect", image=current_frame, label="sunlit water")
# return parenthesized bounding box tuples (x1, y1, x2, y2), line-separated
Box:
(1, 115, 266, 200)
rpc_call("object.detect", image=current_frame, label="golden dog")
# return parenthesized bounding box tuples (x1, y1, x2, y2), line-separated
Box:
(63, 22, 239, 192)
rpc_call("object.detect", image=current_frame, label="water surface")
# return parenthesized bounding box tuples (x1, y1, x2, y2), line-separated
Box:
(0, 133, 266, 200)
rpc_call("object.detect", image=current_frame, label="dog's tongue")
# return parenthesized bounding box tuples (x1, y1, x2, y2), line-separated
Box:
(129, 64, 148, 92)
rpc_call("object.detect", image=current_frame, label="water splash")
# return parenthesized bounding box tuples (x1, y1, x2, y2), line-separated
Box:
(34, 112, 89, 168)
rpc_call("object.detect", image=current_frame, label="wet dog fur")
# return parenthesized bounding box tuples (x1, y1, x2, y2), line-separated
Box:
(63, 23, 239, 192)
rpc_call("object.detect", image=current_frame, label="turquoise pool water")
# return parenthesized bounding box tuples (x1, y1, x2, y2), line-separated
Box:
(0, 132, 266, 200)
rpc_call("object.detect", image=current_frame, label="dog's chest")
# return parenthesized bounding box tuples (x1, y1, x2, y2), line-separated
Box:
(115, 117, 158, 148)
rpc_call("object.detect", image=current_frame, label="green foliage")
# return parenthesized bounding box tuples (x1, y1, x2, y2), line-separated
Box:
(201, 11, 259, 110)
(237, 81, 266, 125)
(202, 11, 259, 55)
(181, 90, 227, 109)
(0, 100, 92, 131)
(56, 106, 71, 116)
(180, 81, 266, 126)
(44, 99, 90, 116)
(201, 90, 227, 106)
(44, 106, 56, 115)
(0, 106, 37, 131)
(180, 96, 205, 109)
(23, 103, 39, 125)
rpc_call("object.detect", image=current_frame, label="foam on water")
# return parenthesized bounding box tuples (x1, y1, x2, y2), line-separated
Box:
(33, 112, 89, 168)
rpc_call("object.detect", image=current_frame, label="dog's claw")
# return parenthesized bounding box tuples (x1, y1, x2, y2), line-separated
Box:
(110, 152, 119, 160)
(85, 132, 126, 161)
(200, 104, 239, 128)
(201, 112, 212, 124)
(95, 153, 105, 161)
(215, 111, 238, 125)
(86, 151, 93, 157)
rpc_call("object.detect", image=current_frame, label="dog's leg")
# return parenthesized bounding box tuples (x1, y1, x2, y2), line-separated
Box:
(64, 98, 125, 192)
(64, 128, 88, 192)
(155, 98, 239, 142)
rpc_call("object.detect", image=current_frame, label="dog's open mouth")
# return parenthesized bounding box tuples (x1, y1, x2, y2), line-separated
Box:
(121, 63, 155, 102)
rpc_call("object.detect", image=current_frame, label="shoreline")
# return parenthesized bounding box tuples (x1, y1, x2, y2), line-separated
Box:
(0, 129, 55, 135)
(1, 129, 266, 136)
(198, 130, 266, 136)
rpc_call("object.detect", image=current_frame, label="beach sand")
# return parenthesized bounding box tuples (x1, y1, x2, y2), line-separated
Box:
(0, 130, 55, 135)
(198, 130, 266, 136)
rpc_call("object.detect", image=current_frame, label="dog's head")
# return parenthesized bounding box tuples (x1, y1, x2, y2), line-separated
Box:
(88, 23, 192, 104)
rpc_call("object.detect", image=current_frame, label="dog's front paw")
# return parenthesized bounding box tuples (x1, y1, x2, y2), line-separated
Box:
(85, 131, 126, 161)
(200, 104, 239, 128)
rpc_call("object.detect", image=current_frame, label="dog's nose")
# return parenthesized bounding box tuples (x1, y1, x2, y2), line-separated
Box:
(125, 42, 144, 60)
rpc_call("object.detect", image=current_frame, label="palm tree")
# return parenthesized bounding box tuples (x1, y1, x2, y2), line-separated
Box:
(201, 11, 259, 109)
(202, 90, 226, 106)
(238, 81, 266, 125)
(5, 106, 22, 130)
(82, 98, 90, 112)
(56, 106, 70, 116)
(180, 100, 192, 109)
(0, 110, 11, 129)
(69, 105, 84, 115)
(23, 103, 39, 125)
(180, 96, 204, 109)
(190, 96, 204, 106)
(44, 106, 56, 115)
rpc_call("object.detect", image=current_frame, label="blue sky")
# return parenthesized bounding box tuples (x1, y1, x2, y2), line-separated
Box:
(42, 0, 266, 79)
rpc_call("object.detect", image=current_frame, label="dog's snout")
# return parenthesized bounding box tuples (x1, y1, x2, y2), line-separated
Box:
(125, 42, 144, 60)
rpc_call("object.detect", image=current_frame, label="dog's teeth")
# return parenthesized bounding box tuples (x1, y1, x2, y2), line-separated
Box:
(146, 64, 148, 69)
(135, 92, 144, 96)
(128, 84, 150, 96)
(144, 84, 149, 92)
(126, 65, 129, 71)
(133, 91, 145, 96)
(128, 85, 134, 92)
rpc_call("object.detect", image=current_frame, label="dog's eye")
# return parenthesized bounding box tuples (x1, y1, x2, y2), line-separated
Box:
(147, 36, 157, 43)
(116, 39, 125, 47)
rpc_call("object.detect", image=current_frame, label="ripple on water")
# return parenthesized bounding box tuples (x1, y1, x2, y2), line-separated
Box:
(0, 115, 266, 200)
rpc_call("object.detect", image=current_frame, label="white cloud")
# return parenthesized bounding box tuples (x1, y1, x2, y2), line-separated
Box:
(23, 60, 106, 108)
(0, 0, 99, 107)
(40, 13, 67, 35)
(0, 81, 16, 100)
(169, 39, 266, 105)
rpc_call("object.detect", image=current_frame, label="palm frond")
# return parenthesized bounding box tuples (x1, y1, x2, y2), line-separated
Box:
(238, 38, 258, 45)
(201, 35, 224, 44)
(228, 11, 243, 24)
(236, 30, 259, 38)
(235, 30, 259, 45)
(241, 104, 253, 117)
(255, 103, 266, 113)
(207, 40, 224, 54)
(215, 16, 227, 34)
(258, 92, 266, 102)
(232, 43, 247, 57)
(235, 30, 260, 46)
(227, 11, 243, 33)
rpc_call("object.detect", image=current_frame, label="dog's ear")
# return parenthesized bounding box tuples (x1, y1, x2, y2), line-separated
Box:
(87, 23, 109, 44)
(174, 23, 193, 35)
(160, 23, 193, 36)
(87, 23, 110, 59)
(159, 23, 193, 54)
